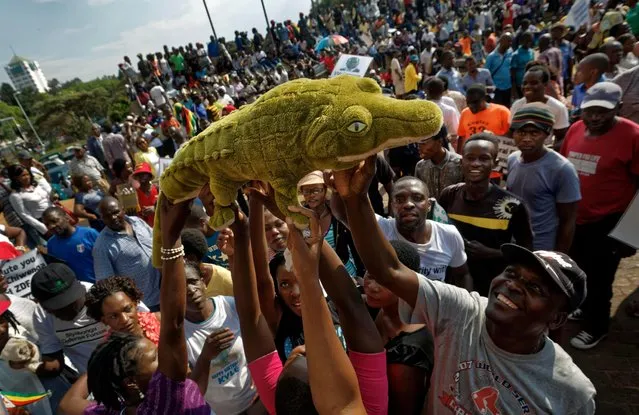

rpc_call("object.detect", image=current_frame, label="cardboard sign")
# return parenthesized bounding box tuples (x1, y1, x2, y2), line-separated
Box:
(609, 191, 639, 249)
(2, 249, 47, 298)
(117, 184, 139, 214)
(495, 135, 518, 172)
(330, 54, 374, 78)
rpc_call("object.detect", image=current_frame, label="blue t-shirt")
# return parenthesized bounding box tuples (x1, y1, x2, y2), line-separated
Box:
(507, 150, 581, 251)
(485, 49, 513, 90)
(74, 190, 104, 216)
(511, 47, 534, 87)
(47, 226, 100, 283)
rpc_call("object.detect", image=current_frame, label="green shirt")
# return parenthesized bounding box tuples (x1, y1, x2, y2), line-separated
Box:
(627, 4, 639, 36)
(169, 53, 185, 72)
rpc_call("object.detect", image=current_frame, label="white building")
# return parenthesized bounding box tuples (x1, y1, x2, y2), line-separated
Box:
(4, 55, 49, 93)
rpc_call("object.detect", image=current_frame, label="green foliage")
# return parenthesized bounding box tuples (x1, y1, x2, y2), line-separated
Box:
(0, 83, 15, 105)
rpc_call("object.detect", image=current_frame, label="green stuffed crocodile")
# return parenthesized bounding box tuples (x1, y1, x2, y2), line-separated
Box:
(153, 74, 443, 266)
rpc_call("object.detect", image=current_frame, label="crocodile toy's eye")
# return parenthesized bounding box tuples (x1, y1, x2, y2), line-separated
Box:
(347, 121, 367, 133)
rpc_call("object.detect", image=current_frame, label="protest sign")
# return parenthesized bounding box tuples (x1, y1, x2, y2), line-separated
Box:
(157, 157, 173, 177)
(564, 0, 590, 29)
(609, 191, 639, 249)
(495, 135, 518, 172)
(330, 54, 374, 78)
(2, 250, 47, 298)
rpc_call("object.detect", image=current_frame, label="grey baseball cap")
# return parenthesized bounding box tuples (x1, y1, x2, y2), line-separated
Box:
(581, 82, 622, 110)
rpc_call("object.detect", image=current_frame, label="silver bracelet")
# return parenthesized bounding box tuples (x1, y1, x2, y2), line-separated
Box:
(161, 245, 184, 255)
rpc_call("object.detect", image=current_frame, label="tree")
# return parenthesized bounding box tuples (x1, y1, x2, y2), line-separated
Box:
(48, 78, 61, 95)
(0, 83, 15, 105)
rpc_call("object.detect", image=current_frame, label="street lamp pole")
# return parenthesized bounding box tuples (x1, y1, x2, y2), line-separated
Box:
(202, 0, 218, 42)
(260, 0, 278, 54)
(13, 92, 44, 149)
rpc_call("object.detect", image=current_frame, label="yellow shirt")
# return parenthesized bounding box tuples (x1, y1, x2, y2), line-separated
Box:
(203, 263, 234, 297)
(404, 64, 422, 93)
(134, 147, 160, 177)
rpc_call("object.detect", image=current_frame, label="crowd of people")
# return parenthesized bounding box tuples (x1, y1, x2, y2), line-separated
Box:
(0, 0, 639, 413)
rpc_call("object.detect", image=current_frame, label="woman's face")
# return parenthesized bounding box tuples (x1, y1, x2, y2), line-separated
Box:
(276, 266, 302, 316)
(123, 162, 134, 179)
(300, 184, 326, 209)
(17, 169, 31, 188)
(363, 273, 398, 308)
(136, 138, 149, 152)
(264, 211, 288, 252)
(100, 292, 141, 337)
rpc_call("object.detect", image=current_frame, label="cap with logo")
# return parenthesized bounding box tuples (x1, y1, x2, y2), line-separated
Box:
(501, 244, 587, 312)
(31, 264, 86, 310)
(580, 82, 622, 110)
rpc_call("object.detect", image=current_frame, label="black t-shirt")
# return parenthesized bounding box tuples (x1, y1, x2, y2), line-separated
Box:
(439, 183, 532, 295)
(368, 154, 395, 216)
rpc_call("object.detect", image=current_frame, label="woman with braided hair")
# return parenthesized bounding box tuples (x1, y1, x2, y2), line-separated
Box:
(85, 277, 161, 346)
(59, 196, 211, 415)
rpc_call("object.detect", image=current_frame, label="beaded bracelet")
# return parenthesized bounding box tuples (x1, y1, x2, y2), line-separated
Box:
(161, 245, 184, 255)
(161, 251, 185, 261)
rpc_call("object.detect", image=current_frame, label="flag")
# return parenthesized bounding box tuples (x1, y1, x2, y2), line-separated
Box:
(0, 391, 50, 407)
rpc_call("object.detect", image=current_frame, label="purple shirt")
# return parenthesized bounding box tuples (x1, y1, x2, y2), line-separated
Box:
(84, 371, 210, 414)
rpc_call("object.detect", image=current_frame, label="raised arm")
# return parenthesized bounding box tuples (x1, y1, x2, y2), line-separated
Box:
(157, 195, 192, 381)
(333, 157, 420, 308)
(228, 206, 277, 362)
(2, 224, 27, 247)
(287, 208, 366, 415)
(248, 194, 280, 334)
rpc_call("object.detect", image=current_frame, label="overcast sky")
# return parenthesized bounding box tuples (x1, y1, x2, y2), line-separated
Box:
(0, 0, 312, 85)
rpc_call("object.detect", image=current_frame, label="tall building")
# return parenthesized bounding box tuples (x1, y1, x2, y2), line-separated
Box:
(4, 55, 49, 93)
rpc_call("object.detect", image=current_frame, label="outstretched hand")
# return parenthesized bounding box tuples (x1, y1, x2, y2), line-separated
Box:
(286, 205, 323, 281)
(159, 194, 194, 244)
(332, 155, 376, 200)
(246, 181, 285, 221)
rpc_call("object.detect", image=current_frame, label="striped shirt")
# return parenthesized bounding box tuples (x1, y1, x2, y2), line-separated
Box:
(325, 223, 358, 276)
(93, 216, 161, 308)
(84, 370, 210, 414)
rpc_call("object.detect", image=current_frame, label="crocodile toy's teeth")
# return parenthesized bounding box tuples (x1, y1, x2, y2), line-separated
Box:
(337, 135, 432, 163)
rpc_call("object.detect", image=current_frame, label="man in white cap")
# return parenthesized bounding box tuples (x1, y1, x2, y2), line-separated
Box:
(560, 82, 639, 349)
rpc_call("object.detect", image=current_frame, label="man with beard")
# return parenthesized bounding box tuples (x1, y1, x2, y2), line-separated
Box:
(32, 264, 108, 377)
(510, 66, 570, 148)
(331, 156, 596, 414)
(335, 175, 471, 289)
(439, 134, 533, 295)
(561, 82, 639, 349)
(507, 106, 580, 252)
(43, 207, 100, 283)
(93, 197, 161, 311)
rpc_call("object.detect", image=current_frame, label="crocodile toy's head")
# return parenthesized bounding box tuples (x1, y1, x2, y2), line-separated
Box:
(301, 75, 443, 171)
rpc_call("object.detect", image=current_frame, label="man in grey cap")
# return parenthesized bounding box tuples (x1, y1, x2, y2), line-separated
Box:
(16, 150, 51, 193)
(560, 82, 639, 350)
(332, 163, 596, 414)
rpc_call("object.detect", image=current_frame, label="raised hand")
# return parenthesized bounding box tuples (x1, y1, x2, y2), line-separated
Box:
(159, 194, 193, 245)
(332, 155, 377, 200)
(245, 181, 285, 221)
(286, 205, 323, 280)
(217, 228, 235, 257)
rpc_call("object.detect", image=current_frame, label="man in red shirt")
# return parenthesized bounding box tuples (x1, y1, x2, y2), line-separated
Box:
(560, 82, 639, 349)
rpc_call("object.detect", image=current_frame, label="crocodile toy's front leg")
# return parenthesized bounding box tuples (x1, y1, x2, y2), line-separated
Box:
(271, 183, 309, 229)
(209, 177, 245, 230)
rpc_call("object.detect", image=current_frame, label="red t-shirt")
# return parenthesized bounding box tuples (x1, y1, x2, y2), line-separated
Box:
(560, 118, 639, 224)
(136, 184, 159, 227)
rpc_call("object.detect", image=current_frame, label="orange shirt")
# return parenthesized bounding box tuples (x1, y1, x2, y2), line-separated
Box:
(457, 104, 511, 144)
(460, 37, 472, 56)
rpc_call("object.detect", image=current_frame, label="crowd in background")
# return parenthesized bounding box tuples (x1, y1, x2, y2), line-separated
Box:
(0, 0, 638, 413)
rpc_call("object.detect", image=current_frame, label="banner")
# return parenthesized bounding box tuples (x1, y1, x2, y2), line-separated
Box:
(330, 54, 374, 78)
(2, 250, 47, 298)
(564, 0, 590, 29)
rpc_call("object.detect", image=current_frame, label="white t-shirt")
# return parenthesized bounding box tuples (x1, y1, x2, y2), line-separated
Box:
(32, 282, 107, 374)
(149, 85, 167, 107)
(375, 215, 467, 280)
(510, 97, 570, 130)
(7, 294, 39, 343)
(184, 296, 256, 414)
(400, 275, 597, 415)
(433, 99, 460, 135)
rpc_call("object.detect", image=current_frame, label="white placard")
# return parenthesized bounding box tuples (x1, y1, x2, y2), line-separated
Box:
(330, 54, 374, 78)
(157, 157, 173, 178)
(609, 192, 639, 249)
(2, 250, 47, 298)
(564, 0, 591, 29)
